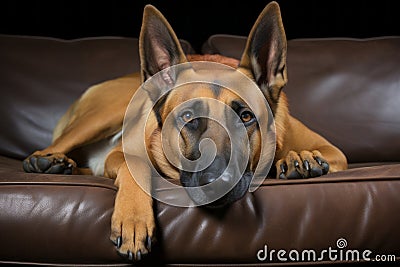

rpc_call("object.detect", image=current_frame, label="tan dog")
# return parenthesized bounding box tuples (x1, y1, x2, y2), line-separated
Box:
(23, 2, 347, 261)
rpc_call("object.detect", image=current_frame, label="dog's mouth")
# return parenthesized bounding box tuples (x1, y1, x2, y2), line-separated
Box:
(180, 170, 253, 208)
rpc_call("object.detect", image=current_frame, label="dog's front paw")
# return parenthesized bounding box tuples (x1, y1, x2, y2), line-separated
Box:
(23, 152, 76, 174)
(276, 150, 329, 179)
(110, 201, 155, 261)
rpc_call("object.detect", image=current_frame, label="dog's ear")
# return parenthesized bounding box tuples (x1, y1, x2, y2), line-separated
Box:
(139, 5, 188, 85)
(238, 1, 287, 104)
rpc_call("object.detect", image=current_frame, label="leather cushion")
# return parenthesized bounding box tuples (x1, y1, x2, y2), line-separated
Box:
(1, 156, 399, 265)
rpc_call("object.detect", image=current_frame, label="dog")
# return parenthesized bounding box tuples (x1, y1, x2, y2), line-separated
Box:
(23, 2, 347, 261)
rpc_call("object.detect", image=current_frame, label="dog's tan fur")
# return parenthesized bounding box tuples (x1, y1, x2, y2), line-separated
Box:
(23, 2, 347, 260)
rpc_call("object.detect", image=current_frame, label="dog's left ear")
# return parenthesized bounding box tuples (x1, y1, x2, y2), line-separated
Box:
(139, 5, 188, 85)
(239, 1, 287, 104)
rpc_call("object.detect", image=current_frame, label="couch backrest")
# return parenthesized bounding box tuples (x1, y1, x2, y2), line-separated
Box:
(204, 35, 400, 163)
(0, 36, 141, 159)
(1, 34, 400, 163)
(0, 35, 194, 159)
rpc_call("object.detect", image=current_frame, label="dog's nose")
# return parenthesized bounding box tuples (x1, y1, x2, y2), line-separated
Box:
(198, 172, 217, 186)
(198, 156, 227, 186)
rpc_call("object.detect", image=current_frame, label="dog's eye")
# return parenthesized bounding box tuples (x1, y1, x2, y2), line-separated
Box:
(180, 110, 199, 130)
(240, 110, 255, 125)
(181, 111, 194, 123)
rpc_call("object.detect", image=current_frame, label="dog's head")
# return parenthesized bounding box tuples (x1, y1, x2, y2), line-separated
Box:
(139, 2, 287, 208)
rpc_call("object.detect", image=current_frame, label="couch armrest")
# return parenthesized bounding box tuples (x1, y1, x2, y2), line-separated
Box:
(0, 156, 122, 265)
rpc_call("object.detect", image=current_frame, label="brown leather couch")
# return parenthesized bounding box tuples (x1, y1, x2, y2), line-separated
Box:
(1, 34, 399, 266)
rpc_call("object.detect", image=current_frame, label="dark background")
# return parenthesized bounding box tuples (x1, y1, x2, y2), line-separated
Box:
(1, 0, 399, 52)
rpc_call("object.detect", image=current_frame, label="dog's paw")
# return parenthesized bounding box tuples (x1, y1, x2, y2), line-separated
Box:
(110, 203, 155, 261)
(276, 150, 329, 179)
(23, 153, 76, 174)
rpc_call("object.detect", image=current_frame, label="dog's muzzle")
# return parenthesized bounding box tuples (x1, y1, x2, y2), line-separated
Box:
(180, 156, 252, 208)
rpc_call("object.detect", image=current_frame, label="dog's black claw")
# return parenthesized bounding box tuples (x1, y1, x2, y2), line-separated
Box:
(128, 251, 133, 261)
(294, 160, 300, 168)
(136, 250, 142, 261)
(303, 160, 310, 171)
(37, 157, 51, 171)
(279, 172, 286, 179)
(146, 236, 152, 251)
(280, 163, 287, 173)
(116, 236, 122, 249)
(315, 156, 323, 166)
(321, 162, 329, 174)
(313, 156, 329, 175)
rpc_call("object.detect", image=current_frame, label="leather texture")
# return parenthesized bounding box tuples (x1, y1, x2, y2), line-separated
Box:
(0, 34, 399, 265)
(1, 155, 400, 265)
(0, 35, 194, 160)
(203, 34, 400, 164)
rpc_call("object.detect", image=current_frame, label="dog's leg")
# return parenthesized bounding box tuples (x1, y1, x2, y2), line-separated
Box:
(23, 129, 107, 175)
(105, 148, 155, 261)
(276, 150, 330, 179)
(23, 112, 122, 175)
(23, 151, 78, 175)
(275, 118, 347, 179)
(276, 145, 347, 179)
(23, 73, 140, 175)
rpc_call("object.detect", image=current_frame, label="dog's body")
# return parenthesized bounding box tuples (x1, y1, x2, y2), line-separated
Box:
(23, 2, 347, 261)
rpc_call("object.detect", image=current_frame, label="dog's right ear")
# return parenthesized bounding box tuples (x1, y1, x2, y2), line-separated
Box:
(238, 2, 287, 108)
(139, 5, 188, 85)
